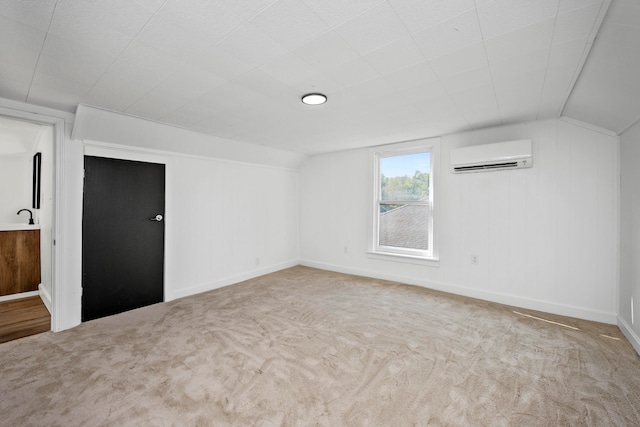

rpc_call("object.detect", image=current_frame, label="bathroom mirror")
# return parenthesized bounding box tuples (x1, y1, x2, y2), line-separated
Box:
(32, 152, 41, 209)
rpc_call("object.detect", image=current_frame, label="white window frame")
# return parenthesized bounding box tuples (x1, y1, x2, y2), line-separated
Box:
(367, 138, 440, 266)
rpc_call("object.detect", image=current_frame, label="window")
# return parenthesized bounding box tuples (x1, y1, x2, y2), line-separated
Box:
(369, 139, 439, 263)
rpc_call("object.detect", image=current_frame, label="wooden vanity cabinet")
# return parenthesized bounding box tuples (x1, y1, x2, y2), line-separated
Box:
(0, 230, 41, 296)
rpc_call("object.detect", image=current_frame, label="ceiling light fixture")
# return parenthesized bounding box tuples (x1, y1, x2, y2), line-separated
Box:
(301, 93, 327, 105)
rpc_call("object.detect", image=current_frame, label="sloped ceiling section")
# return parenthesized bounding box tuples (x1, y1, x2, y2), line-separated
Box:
(563, 0, 640, 134)
(0, 116, 45, 156)
(0, 0, 614, 154)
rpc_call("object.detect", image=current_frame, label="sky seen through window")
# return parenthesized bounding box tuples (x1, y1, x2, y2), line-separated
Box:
(380, 152, 430, 177)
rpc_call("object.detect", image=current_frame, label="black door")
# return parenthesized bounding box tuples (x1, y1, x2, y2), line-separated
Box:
(82, 156, 165, 322)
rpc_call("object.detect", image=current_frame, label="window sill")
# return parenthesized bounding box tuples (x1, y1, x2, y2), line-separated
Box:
(366, 251, 440, 267)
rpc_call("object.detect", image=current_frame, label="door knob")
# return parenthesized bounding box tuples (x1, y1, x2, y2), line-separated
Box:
(150, 214, 163, 222)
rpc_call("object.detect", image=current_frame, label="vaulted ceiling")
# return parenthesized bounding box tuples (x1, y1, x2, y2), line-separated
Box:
(1, 0, 638, 154)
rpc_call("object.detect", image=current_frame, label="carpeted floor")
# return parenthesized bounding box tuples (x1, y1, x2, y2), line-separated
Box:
(1, 266, 639, 426)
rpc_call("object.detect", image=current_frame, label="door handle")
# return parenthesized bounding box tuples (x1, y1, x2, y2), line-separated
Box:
(150, 214, 163, 222)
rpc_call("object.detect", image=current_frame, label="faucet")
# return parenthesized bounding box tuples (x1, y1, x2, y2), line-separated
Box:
(17, 209, 34, 225)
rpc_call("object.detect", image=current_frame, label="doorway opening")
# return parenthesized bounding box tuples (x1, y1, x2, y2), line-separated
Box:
(0, 115, 55, 341)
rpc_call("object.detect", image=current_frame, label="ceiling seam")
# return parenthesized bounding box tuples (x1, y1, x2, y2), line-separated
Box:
(99, 0, 184, 113)
(26, 0, 174, 117)
(124, 0, 287, 121)
(534, 0, 562, 121)
(473, 0, 503, 128)
(313, 0, 403, 103)
(385, 0, 474, 133)
(382, 0, 449, 130)
(25, 0, 59, 105)
(618, 115, 640, 136)
(555, 0, 613, 119)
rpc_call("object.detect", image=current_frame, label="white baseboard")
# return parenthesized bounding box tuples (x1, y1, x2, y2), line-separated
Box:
(38, 283, 52, 315)
(0, 290, 39, 303)
(300, 259, 618, 325)
(167, 260, 299, 301)
(618, 316, 640, 356)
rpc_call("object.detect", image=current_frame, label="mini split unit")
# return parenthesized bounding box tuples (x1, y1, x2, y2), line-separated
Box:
(450, 139, 532, 173)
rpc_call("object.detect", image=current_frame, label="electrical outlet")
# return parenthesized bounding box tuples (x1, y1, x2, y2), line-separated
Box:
(344, 246, 348, 254)
(471, 254, 479, 265)
(256, 258, 260, 266)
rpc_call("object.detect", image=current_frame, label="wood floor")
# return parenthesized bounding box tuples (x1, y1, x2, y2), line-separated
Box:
(0, 296, 50, 344)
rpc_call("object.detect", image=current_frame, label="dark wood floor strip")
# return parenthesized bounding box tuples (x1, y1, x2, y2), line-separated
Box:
(0, 296, 50, 344)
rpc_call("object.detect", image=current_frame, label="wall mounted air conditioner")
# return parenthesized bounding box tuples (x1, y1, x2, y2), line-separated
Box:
(450, 139, 532, 173)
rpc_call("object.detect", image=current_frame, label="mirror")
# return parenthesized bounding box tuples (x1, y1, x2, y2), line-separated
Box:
(32, 152, 41, 209)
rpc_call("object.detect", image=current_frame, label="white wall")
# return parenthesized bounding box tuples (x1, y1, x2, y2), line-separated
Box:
(299, 118, 619, 323)
(619, 120, 640, 353)
(0, 153, 31, 223)
(167, 156, 299, 300)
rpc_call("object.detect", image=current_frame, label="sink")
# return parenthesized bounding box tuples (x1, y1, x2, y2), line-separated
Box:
(0, 224, 40, 231)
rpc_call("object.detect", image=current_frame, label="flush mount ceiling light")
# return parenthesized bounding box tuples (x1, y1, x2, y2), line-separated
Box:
(301, 93, 327, 105)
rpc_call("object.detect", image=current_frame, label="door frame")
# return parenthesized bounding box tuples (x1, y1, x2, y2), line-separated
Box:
(83, 141, 172, 305)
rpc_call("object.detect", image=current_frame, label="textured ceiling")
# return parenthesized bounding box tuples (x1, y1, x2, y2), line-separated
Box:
(563, 0, 640, 134)
(0, 0, 623, 154)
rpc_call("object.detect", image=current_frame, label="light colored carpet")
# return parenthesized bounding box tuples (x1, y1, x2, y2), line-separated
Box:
(1, 266, 639, 426)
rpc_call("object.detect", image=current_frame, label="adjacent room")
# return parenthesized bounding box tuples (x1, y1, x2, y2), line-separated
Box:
(0, 0, 639, 424)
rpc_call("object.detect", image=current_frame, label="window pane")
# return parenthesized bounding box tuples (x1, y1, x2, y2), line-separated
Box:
(379, 204, 429, 250)
(380, 152, 430, 201)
